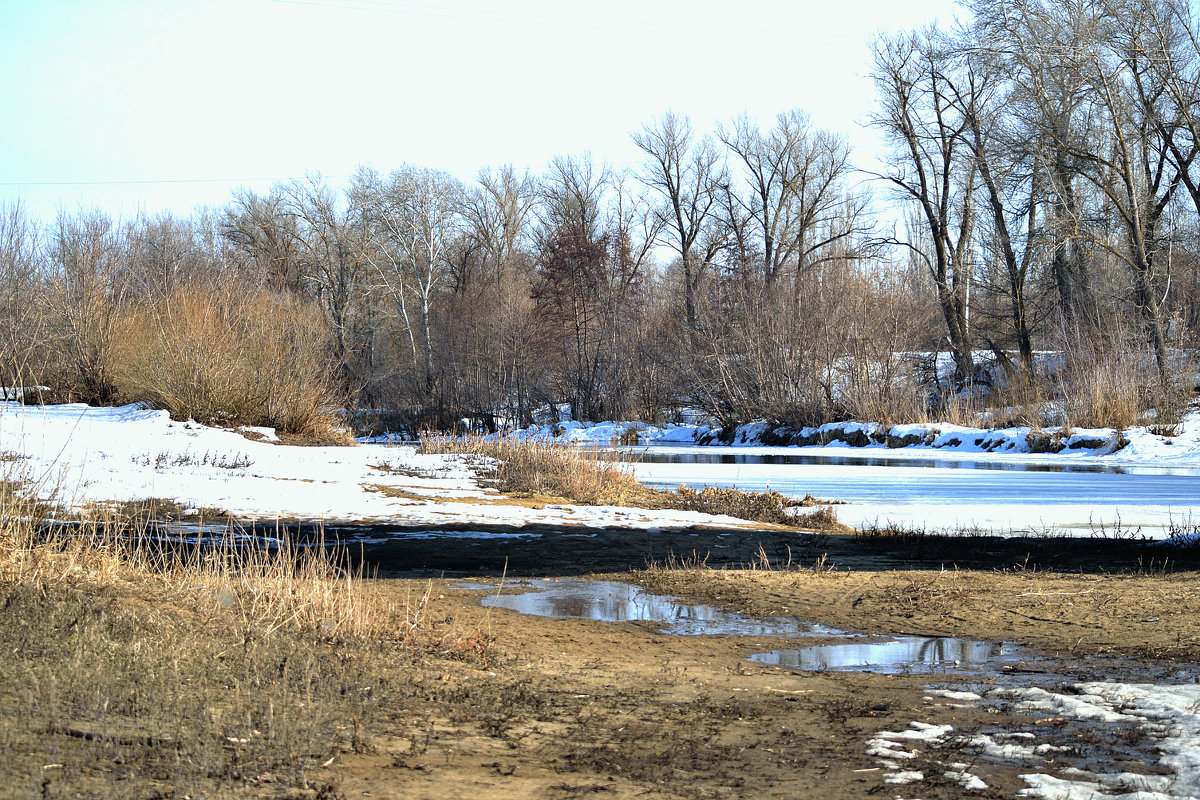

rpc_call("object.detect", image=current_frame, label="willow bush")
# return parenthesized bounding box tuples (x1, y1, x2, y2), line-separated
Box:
(110, 284, 346, 442)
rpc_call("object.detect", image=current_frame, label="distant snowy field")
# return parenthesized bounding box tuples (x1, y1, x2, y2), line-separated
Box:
(5, 402, 1200, 537)
(0, 403, 766, 531)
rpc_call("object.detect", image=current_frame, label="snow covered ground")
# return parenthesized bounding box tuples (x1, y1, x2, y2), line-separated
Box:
(5, 402, 1200, 537)
(0, 402, 768, 531)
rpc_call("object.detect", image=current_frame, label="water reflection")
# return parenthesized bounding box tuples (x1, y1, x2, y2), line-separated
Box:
(481, 579, 843, 637)
(749, 637, 1024, 674)
(477, 580, 1038, 674)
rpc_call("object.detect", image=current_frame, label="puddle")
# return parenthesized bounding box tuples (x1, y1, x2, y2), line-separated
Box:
(468, 578, 1200, 683)
(478, 579, 844, 637)
(467, 577, 1200, 796)
(749, 637, 1028, 674)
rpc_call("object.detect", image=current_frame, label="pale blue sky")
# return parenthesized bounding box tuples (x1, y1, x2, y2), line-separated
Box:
(0, 0, 959, 221)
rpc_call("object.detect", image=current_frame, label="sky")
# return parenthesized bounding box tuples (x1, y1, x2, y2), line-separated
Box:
(0, 0, 961, 223)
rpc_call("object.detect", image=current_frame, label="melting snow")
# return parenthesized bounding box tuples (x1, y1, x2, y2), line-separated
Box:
(878, 682, 1200, 799)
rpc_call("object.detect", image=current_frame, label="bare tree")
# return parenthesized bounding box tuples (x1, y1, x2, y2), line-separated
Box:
(122, 211, 236, 299)
(224, 187, 304, 292)
(0, 200, 47, 392)
(48, 208, 125, 402)
(285, 173, 372, 392)
(359, 165, 464, 397)
(460, 164, 537, 290)
(633, 112, 728, 330)
(966, 0, 1103, 331)
(941, 46, 1044, 376)
(1076, 0, 1179, 377)
(537, 154, 609, 247)
(719, 110, 868, 295)
(871, 29, 979, 384)
(532, 156, 613, 419)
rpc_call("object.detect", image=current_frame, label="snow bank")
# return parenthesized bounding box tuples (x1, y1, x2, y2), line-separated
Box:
(0, 402, 779, 531)
(502, 408, 1200, 466)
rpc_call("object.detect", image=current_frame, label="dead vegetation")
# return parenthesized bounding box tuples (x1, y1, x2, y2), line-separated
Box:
(6, 476, 1200, 798)
(0, 485, 498, 799)
(419, 435, 846, 529)
(420, 434, 648, 506)
(110, 284, 349, 444)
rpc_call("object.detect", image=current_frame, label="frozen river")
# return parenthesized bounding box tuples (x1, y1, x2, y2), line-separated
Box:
(622, 445, 1200, 538)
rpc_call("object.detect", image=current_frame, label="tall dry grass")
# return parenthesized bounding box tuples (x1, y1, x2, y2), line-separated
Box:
(0, 479, 498, 798)
(1, 510, 403, 641)
(421, 434, 651, 506)
(109, 283, 346, 442)
(0, 467, 474, 797)
(420, 435, 840, 528)
(1055, 350, 1149, 430)
(0, 452, 407, 642)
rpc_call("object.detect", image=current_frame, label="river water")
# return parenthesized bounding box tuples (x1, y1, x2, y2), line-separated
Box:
(620, 445, 1200, 537)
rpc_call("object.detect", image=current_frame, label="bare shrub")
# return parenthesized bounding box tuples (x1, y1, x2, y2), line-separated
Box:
(791, 504, 848, 531)
(836, 270, 935, 426)
(110, 283, 346, 441)
(980, 375, 1049, 428)
(46, 209, 125, 404)
(1146, 367, 1195, 437)
(685, 257, 932, 429)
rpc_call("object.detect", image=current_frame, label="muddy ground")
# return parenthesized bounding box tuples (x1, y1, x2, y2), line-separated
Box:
(315, 526, 1200, 799)
(10, 523, 1200, 799)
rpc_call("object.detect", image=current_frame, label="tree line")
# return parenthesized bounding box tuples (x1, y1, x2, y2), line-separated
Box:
(3, 0, 1199, 434)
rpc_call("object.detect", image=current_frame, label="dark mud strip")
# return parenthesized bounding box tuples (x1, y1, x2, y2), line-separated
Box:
(344, 527, 1200, 578)
(113, 518, 1200, 578)
(348, 525, 823, 577)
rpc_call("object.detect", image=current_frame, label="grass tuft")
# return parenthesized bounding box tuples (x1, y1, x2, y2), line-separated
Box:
(420, 434, 647, 505)
(671, 486, 794, 526)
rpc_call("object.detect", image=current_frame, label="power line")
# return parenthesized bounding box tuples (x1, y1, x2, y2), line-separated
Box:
(264, 0, 513, 23)
(262, 0, 791, 41)
(0, 175, 350, 187)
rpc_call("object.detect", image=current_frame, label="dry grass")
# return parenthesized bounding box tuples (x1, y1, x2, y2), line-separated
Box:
(109, 283, 347, 443)
(1057, 352, 1148, 430)
(420, 435, 651, 506)
(0, 479, 493, 798)
(0, 512, 402, 640)
(420, 435, 840, 529)
(671, 486, 795, 526)
(791, 504, 848, 531)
